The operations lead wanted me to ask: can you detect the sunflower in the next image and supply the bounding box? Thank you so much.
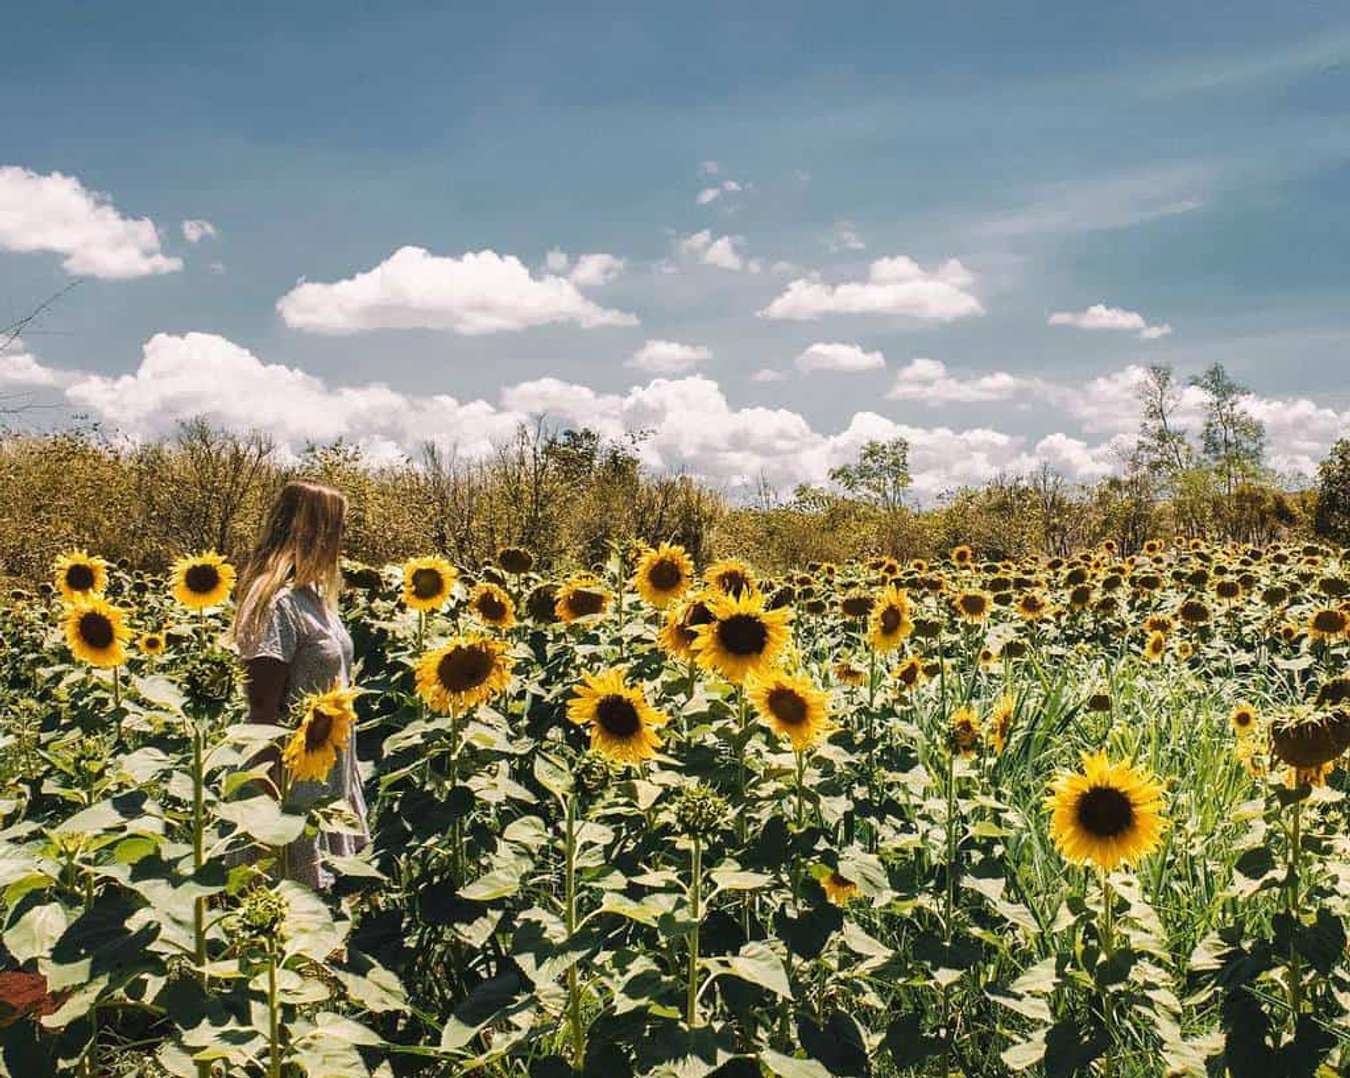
[839,592,874,619]
[1228,701,1259,739]
[497,546,534,575]
[1046,752,1167,872]
[555,576,612,624]
[468,582,516,630]
[950,544,975,568]
[746,669,832,751]
[659,596,714,661]
[53,550,108,603]
[865,586,912,652]
[525,583,560,624]
[282,683,359,782]
[691,590,792,683]
[566,667,667,764]
[951,590,992,624]
[64,596,132,668]
[1177,599,1210,627]
[820,870,859,907]
[1307,606,1349,641]
[988,695,1015,754]
[1143,614,1174,636]
[832,658,866,687]
[415,635,513,713]
[170,552,236,610]
[893,654,928,692]
[1269,707,1350,770]
[137,631,167,657]
[949,706,982,757]
[402,556,458,612]
[1015,591,1051,621]
[633,543,694,609]
[703,558,757,600]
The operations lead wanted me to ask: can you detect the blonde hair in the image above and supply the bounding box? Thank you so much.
[233,480,348,648]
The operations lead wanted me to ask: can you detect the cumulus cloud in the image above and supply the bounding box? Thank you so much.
[1048,303,1172,340]
[887,357,1034,404]
[696,179,744,205]
[676,229,752,271]
[275,246,638,335]
[759,256,983,322]
[627,339,712,374]
[751,368,788,383]
[795,342,885,374]
[181,219,218,244]
[0,166,182,279]
[0,342,75,388]
[568,252,625,288]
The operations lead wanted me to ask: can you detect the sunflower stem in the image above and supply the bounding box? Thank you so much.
[564,793,585,1065]
[266,934,281,1078]
[1285,797,1304,1026]
[686,833,702,1029]
[1100,870,1117,1077]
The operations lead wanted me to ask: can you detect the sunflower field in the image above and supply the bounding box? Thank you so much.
[0,538,1348,1077]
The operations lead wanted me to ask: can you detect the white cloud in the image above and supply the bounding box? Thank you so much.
[795,342,885,374]
[0,341,75,388]
[545,248,570,273]
[759,255,983,322]
[0,166,182,279]
[676,230,749,271]
[181,219,217,244]
[696,187,721,205]
[751,368,787,383]
[1048,303,1172,340]
[887,357,1033,404]
[568,252,625,287]
[829,221,866,251]
[275,246,638,335]
[627,339,713,374]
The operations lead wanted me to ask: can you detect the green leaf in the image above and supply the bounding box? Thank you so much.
[4,902,68,964]
[716,942,791,1000]
[441,972,524,1050]
[760,1050,833,1078]
[132,675,186,713]
[215,796,305,846]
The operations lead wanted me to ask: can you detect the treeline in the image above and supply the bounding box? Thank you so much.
[2,360,1348,584]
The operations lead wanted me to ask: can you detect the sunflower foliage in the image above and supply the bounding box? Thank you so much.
[0,538,1348,1076]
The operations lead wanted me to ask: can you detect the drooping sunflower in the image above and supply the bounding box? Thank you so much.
[555,576,612,624]
[497,546,535,575]
[839,592,874,619]
[832,658,866,687]
[1046,752,1167,872]
[170,552,236,611]
[1307,606,1349,641]
[1015,591,1051,621]
[951,590,993,624]
[691,590,792,684]
[137,631,167,657]
[867,586,913,652]
[949,706,982,757]
[1269,707,1350,771]
[415,635,513,713]
[633,543,694,609]
[402,556,458,613]
[526,583,560,624]
[703,558,757,600]
[53,550,108,603]
[1228,701,1259,739]
[820,869,860,906]
[566,667,667,764]
[1177,598,1210,627]
[746,668,832,751]
[282,683,359,783]
[468,582,516,630]
[63,596,132,668]
[659,595,714,661]
[988,695,1015,754]
[893,654,928,692]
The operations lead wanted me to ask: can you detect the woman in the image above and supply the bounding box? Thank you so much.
[232,480,368,890]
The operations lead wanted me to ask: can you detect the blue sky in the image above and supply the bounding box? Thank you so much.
[3,2,1349,497]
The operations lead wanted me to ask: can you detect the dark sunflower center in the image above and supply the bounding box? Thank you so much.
[305,709,336,752]
[65,564,96,591]
[898,662,919,686]
[828,872,852,888]
[567,588,606,616]
[648,559,683,591]
[880,607,902,633]
[842,596,872,617]
[767,687,808,726]
[411,568,444,599]
[79,612,114,649]
[1074,785,1135,839]
[718,571,750,597]
[1313,609,1346,633]
[684,602,713,628]
[595,694,640,737]
[185,563,221,594]
[477,591,508,620]
[1234,711,1253,727]
[717,614,768,657]
[959,595,986,616]
[437,645,493,692]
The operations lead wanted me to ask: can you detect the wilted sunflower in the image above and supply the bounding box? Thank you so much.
[1015,591,1051,621]
[1307,606,1349,641]
[840,591,874,619]
[867,586,913,652]
[1269,707,1350,770]
[633,543,694,608]
[497,546,534,575]
[468,582,516,630]
[1046,752,1167,872]
[692,590,792,684]
[402,556,458,612]
[555,576,612,624]
[988,695,1015,754]
[415,635,512,713]
[951,590,993,624]
[659,596,713,661]
[170,552,236,611]
[832,658,866,687]
[746,668,832,751]
[525,583,560,624]
[282,683,359,782]
[893,654,928,692]
[64,596,132,668]
[820,869,860,906]
[54,550,108,603]
[1177,599,1210,627]
[567,667,667,764]
[949,706,982,757]
[137,631,167,657]
[703,558,757,600]
[1228,701,1259,739]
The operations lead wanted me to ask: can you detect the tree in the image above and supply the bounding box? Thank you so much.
[1314,438,1350,544]
[1133,364,1191,479]
[828,437,911,510]
[1190,363,1265,497]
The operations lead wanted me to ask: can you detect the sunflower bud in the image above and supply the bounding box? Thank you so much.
[673,785,728,838]
[181,648,240,714]
[238,887,289,940]
[573,753,613,799]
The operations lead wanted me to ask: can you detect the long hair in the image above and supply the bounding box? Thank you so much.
[233,480,348,648]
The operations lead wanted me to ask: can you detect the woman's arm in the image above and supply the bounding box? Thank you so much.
[243,656,289,783]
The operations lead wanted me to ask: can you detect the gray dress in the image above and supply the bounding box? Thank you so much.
[239,584,370,890]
